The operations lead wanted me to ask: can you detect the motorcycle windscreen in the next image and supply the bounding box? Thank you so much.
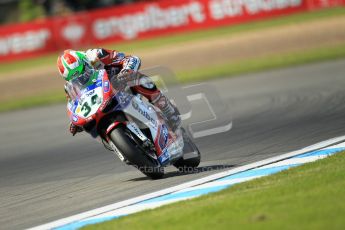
[67,69,104,118]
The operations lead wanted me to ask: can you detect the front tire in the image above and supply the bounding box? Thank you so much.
[110,127,164,179]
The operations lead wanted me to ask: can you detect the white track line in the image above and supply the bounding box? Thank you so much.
[29,135,345,230]
[88,196,196,220]
[173,176,261,194]
[258,155,327,169]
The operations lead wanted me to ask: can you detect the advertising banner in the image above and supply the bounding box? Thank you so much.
[0,0,342,62]
[0,20,54,61]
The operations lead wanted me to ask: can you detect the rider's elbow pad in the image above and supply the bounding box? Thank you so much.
[125,56,141,71]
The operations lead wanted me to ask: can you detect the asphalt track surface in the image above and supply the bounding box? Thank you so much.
[1,59,345,229]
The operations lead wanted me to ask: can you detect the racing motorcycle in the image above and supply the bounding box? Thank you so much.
[65,68,200,179]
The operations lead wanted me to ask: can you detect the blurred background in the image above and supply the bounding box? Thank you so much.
[0,0,150,24]
[0,0,344,111]
[0,1,345,229]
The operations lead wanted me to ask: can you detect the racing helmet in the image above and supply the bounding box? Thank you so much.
[57,50,86,81]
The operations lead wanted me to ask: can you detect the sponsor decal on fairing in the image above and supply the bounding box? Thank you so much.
[103,80,110,93]
[72,115,79,122]
[158,149,170,165]
[131,99,158,127]
[158,124,169,150]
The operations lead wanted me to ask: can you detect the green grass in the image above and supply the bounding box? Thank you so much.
[178,43,345,82]
[2,42,345,112]
[0,7,344,74]
[85,151,345,230]
[0,90,64,113]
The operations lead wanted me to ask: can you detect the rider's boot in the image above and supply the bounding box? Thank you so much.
[152,93,181,132]
[131,73,181,131]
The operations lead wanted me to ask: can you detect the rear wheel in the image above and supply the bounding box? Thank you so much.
[173,155,200,172]
[173,128,201,172]
[110,127,164,179]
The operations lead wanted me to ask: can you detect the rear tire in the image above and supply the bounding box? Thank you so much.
[173,128,201,172]
[173,154,201,171]
[110,127,164,179]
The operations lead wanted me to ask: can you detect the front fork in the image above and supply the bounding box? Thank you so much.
[103,121,127,161]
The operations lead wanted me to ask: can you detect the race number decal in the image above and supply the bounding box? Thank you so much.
[76,88,103,118]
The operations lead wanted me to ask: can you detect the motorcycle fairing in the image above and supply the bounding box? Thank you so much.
[67,70,112,127]
[119,95,184,165]
[67,69,184,166]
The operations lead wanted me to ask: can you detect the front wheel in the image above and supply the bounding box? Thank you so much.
[109,127,164,179]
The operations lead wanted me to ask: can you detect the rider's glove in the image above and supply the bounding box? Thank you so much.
[112,69,134,91]
[112,77,126,92]
[69,123,83,136]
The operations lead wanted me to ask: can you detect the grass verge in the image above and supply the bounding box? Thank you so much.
[0,91,64,113]
[178,43,345,82]
[0,7,344,74]
[85,151,345,230]
[1,42,345,113]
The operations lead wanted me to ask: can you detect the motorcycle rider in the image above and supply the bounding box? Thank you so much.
[57,48,181,135]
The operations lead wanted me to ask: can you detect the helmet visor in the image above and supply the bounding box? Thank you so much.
[71,68,95,88]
